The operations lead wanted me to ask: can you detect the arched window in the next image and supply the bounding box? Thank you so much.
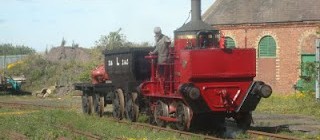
[225,37,236,49]
[258,36,276,58]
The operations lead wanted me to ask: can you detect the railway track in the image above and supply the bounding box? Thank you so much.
[0,100,303,140]
[247,130,300,140]
[128,122,222,140]
[57,126,102,140]
[0,101,68,109]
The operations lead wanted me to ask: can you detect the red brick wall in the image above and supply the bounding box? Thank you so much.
[213,24,319,94]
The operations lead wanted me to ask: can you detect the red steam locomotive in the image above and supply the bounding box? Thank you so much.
[75,0,272,133]
[138,0,272,131]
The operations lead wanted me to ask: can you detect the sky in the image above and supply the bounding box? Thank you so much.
[0,0,215,52]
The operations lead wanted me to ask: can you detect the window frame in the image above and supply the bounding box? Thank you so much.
[258,35,277,58]
[225,36,236,49]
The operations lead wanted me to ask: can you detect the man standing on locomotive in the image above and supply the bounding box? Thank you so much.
[149,27,171,64]
[149,27,171,76]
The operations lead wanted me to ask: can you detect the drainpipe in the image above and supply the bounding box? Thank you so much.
[316,39,320,100]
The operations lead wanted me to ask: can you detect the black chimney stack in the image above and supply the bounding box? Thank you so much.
[191,0,201,21]
[175,0,215,33]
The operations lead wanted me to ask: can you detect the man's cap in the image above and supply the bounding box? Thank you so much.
[154,27,162,34]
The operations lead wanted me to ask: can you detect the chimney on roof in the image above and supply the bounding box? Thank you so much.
[191,0,201,21]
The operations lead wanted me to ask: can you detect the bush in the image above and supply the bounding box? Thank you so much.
[297,62,318,93]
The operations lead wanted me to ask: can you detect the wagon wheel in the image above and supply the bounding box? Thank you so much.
[87,95,94,115]
[148,105,155,125]
[126,92,139,122]
[112,89,125,120]
[99,95,104,117]
[81,93,89,114]
[154,100,169,127]
[235,112,252,131]
[93,93,105,117]
[175,102,191,131]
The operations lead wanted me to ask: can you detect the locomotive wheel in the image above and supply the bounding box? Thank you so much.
[126,92,139,122]
[235,112,252,131]
[87,95,94,115]
[175,102,191,131]
[93,93,105,117]
[154,100,169,127]
[81,94,89,114]
[112,89,125,120]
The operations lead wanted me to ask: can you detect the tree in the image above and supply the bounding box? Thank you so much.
[95,28,126,50]
[0,44,35,56]
[61,38,66,47]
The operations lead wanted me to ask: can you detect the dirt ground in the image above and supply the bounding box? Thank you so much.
[252,113,320,136]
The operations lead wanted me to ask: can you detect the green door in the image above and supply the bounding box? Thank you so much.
[296,54,316,91]
[301,54,316,76]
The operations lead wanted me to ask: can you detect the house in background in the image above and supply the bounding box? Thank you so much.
[203,0,320,94]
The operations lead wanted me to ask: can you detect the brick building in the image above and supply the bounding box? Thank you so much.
[203,0,320,94]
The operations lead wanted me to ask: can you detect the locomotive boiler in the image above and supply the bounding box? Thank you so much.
[138,0,272,131]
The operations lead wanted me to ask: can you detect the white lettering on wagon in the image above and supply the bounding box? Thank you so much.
[108,60,113,66]
[114,57,129,66]
[116,57,120,66]
[122,59,129,65]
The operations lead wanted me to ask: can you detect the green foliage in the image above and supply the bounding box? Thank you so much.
[297,62,318,93]
[95,28,150,51]
[95,28,126,51]
[77,61,100,82]
[5,54,91,91]
[0,44,35,56]
[4,30,151,92]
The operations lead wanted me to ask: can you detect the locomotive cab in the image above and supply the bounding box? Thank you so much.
[182,30,221,49]
[197,31,217,48]
[139,0,272,133]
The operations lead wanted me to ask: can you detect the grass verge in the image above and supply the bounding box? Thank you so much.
[0,108,201,140]
[257,92,320,118]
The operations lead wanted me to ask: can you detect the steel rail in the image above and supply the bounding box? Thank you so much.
[247,130,301,140]
[110,118,223,140]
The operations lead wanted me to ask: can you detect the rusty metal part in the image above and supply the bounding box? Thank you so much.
[247,130,301,140]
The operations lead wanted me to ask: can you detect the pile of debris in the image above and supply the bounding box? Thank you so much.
[45,46,92,63]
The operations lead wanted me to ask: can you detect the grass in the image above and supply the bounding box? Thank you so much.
[0,95,201,140]
[255,92,320,139]
[1,92,320,139]
[256,92,320,118]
